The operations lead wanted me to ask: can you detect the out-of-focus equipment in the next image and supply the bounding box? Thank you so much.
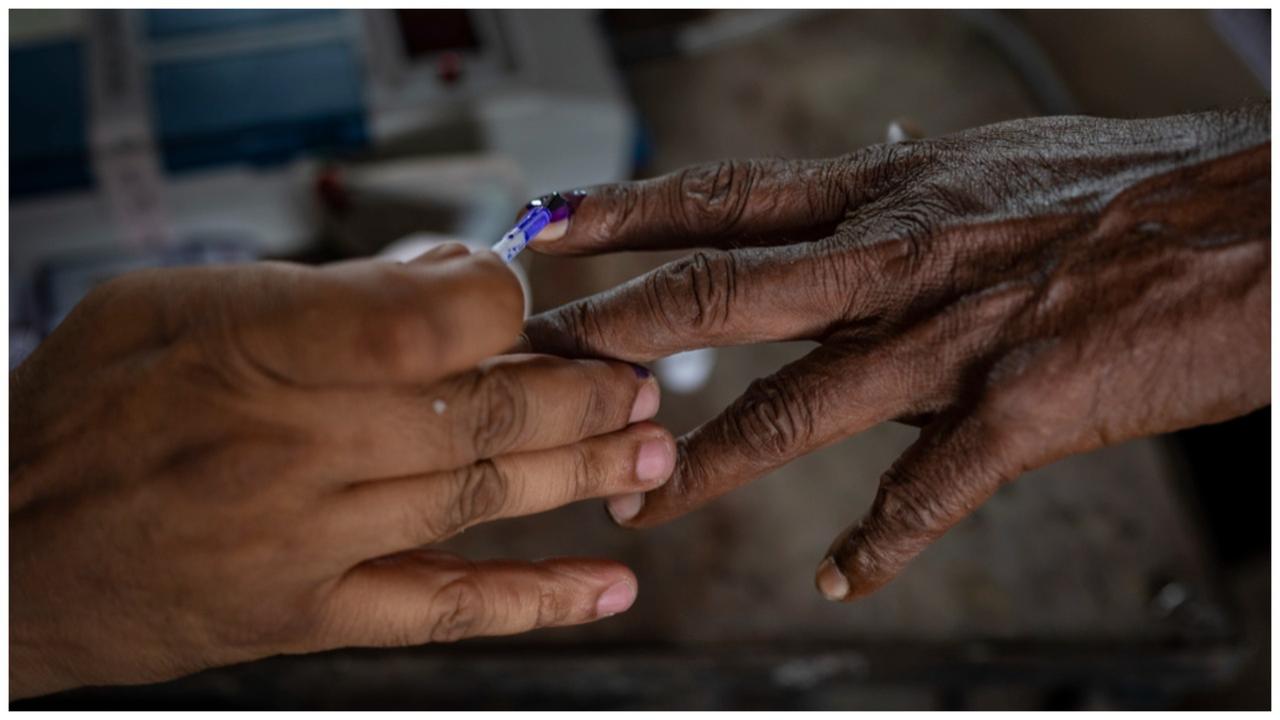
[10,9,636,366]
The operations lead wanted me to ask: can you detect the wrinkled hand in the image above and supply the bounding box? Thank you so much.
[10,245,675,699]
[522,105,1270,602]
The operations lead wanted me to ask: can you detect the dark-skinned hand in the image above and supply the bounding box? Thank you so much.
[521,103,1270,602]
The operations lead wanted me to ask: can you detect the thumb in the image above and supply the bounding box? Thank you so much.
[230,251,523,387]
[815,413,1013,601]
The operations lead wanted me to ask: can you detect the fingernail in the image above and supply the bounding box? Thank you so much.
[635,438,674,484]
[816,557,850,601]
[595,580,636,617]
[628,380,660,423]
[526,192,579,243]
[607,493,644,523]
[533,219,569,242]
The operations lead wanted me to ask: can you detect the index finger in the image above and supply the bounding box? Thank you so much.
[528,157,860,255]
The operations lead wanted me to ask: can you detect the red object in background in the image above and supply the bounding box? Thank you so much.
[437,51,464,85]
[316,166,348,213]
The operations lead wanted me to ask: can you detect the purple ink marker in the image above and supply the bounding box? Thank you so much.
[491,193,572,263]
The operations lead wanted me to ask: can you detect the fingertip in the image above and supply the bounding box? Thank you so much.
[635,434,675,485]
[615,460,683,529]
[407,249,524,371]
[456,249,526,325]
[595,578,637,617]
[624,419,674,440]
[606,493,644,524]
[815,556,850,602]
[614,487,675,529]
[599,561,638,590]
[622,415,680,453]
[822,528,903,601]
[629,376,661,423]
[521,190,585,249]
[540,557,636,617]
[604,423,675,523]
[463,247,513,273]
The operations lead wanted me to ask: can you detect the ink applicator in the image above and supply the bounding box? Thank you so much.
[491,192,573,263]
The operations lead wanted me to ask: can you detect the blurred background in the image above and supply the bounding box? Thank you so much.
[9,8,1270,710]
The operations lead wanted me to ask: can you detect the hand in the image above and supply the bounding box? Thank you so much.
[10,245,675,699]
[522,105,1270,602]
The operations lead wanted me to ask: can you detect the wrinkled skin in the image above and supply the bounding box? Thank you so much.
[10,245,676,699]
[522,104,1270,602]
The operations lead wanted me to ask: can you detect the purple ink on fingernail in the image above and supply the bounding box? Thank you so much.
[497,192,580,262]
[632,364,652,379]
[523,192,576,223]
[544,192,572,223]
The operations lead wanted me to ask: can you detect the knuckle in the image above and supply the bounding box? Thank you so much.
[804,240,862,322]
[723,373,816,462]
[669,159,758,238]
[641,250,740,333]
[574,365,618,438]
[466,365,529,457]
[976,390,1026,434]
[428,576,487,643]
[976,344,1059,424]
[874,469,948,540]
[439,460,509,538]
[522,303,594,359]
[164,433,309,496]
[971,389,1037,466]
[921,178,982,219]
[836,145,893,198]
[554,297,610,358]
[811,159,856,221]
[566,444,602,500]
[885,205,941,247]
[592,182,644,245]
[853,207,942,285]
[534,586,576,628]
[839,140,937,202]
